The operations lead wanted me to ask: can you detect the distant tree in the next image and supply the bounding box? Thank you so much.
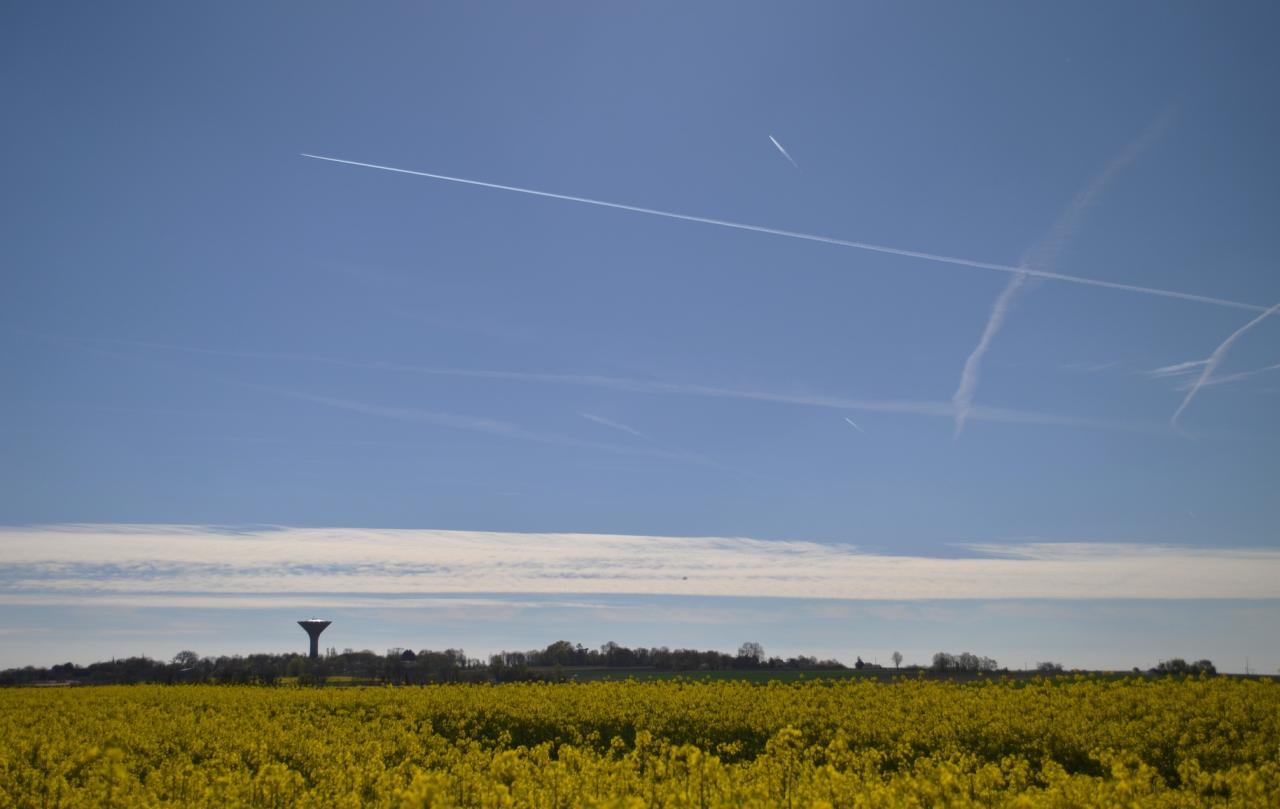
[286,657,307,677]
[891,651,903,669]
[1151,658,1213,675]
[933,652,997,673]
[1037,661,1065,674]
[1159,658,1186,674]
[172,650,200,668]
[601,641,640,667]
[738,642,765,663]
[855,656,865,670]
[541,640,576,667]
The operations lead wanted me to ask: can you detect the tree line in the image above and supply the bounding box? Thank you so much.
[0,640,1218,686]
[490,640,846,674]
[0,640,847,686]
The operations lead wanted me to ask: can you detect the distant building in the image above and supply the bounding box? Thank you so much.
[297,619,331,660]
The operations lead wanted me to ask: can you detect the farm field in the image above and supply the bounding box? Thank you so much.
[3,677,1278,807]
[533,667,868,684]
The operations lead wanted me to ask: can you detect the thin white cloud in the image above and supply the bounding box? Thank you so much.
[3,525,1277,603]
[1022,113,1172,275]
[1060,361,1120,373]
[300,154,1266,312]
[289,373,1153,433]
[768,134,799,169]
[1146,359,1207,379]
[1171,300,1280,427]
[1186,361,1280,390]
[577,411,647,439]
[1148,358,1280,391]
[953,272,1027,436]
[269,387,707,465]
[0,593,612,611]
[951,115,1168,436]
[95,337,1162,434]
[19,337,722,469]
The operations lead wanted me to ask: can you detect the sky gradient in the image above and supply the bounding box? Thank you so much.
[2,3,1278,671]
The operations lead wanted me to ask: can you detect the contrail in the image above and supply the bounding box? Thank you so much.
[952,272,1027,436]
[843,417,864,433]
[36,331,737,471]
[578,411,647,439]
[951,114,1170,436]
[1146,359,1207,379]
[768,135,799,169]
[1020,112,1172,275]
[299,153,1266,312]
[87,335,1161,433]
[1146,357,1280,390]
[1171,300,1280,427]
[1186,361,1280,390]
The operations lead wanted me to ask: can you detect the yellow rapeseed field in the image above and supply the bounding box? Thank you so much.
[2,676,1277,807]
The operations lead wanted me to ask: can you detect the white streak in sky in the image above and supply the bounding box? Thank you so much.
[94,336,1163,433]
[578,411,647,439]
[4,525,1279,602]
[1022,113,1172,276]
[1187,361,1280,390]
[1060,361,1120,373]
[950,115,1170,436]
[269,387,705,465]
[1171,301,1280,427]
[843,417,864,433]
[952,272,1027,436]
[1146,358,1280,391]
[299,154,1265,312]
[1146,359,1208,379]
[22,331,726,469]
[768,134,799,169]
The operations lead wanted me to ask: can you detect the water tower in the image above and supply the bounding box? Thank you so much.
[298,619,331,660]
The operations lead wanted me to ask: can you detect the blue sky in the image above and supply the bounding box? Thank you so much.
[2,3,1278,671]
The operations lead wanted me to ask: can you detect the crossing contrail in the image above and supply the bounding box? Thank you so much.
[768,135,799,169]
[299,154,1266,312]
[951,113,1171,436]
[1171,300,1280,427]
[843,417,864,433]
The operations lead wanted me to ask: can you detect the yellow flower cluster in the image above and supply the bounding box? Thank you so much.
[3,676,1277,807]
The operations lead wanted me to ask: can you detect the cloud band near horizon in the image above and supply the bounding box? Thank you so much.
[2,525,1277,607]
